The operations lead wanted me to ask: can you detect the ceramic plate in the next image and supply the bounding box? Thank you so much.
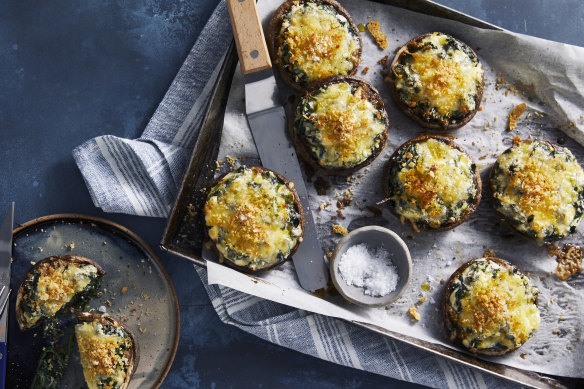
[7,214,179,388]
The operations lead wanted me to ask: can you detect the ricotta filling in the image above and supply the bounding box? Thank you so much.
[297,82,386,168]
[392,32,482,122]
[390,138,476,227]
[448,259,540,351]
[205,167,302,271]
[492,141,584,241]
[278,2,359,85]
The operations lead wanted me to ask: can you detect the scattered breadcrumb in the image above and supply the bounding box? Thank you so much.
[366,20,388,50]
[408,306,421,321]
[314,176,331,195]
[225,155,237,167]
[547,243,583,280]
[508,103,526,131]
[483,249,496,258]
[66,242,75,251]
[377,55,389,68]
[121,286,128,295]
[336,196,352,209]
[495,74,518,95]
[187,203,198,218]
[326,252,333,260]
[362,66,370,75]
[513,135,522,146]
[332,224,348,235]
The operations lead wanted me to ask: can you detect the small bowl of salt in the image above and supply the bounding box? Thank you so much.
[330,226,411,307]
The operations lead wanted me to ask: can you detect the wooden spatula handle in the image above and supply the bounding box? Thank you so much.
[226,0,272,74]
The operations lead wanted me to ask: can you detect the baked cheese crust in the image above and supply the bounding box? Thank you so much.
[204,166,304,272]
[76,315,135,389]
[490,140,584,242]
[385,136,480,230]
[444,258,540,355]
[388,32,483,129]
[270,0,361,89]
[16,255,105,330]
[293,77,388,173]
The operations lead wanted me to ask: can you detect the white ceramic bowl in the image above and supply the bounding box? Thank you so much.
[330,226,412,307]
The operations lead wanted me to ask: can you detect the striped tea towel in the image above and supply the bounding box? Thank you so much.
[73,1,515,387]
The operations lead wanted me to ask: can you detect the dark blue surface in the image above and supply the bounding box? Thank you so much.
[0,342,6,389]
[1,1,583,388]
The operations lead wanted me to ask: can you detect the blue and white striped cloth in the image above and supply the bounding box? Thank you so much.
[73,2,514,387]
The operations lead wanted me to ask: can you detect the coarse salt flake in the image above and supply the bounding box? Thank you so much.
[338,243,399,297]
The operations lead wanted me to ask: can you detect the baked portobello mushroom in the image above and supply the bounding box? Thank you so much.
[386,32,484,130]
[443,257,540,355]
[291,76,389,175]
[384,135,481,231]
[16,255,106,331]
[490,139,584,243]
[204,166,304,272]
[268,0,362,90]
[75,312,139,389]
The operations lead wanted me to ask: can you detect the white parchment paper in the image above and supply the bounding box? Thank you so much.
[206,0,584,378]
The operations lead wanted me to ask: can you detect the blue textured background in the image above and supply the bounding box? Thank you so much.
[1,0,583,387]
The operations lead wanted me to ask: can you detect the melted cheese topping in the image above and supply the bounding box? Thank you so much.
[205,167,302,271]
[297,82,386,168]
[390,138,476,227]
[392,33,483,121]
[278,2,360,85]
[492,141,584,241]
[24,263,98,326]
[448,259,540,352]
[76,320,131,389]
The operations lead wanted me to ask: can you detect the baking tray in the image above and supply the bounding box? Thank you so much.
[160,1,580,387]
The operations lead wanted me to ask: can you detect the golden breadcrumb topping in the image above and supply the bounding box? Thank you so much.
[279,2,359,84]
[76,320,131,389]
[24,262,97,325]
[303,82,386,168]
[392,32,482,119]
[492,140,584,241]
[449,259,540,351]
[392,138,476,227]
[205,168,302,270]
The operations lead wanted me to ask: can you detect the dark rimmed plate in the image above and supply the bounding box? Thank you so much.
[7,214,180,389]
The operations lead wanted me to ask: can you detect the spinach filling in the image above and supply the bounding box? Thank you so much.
[21,265,103,326]
[392,34,481,124]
